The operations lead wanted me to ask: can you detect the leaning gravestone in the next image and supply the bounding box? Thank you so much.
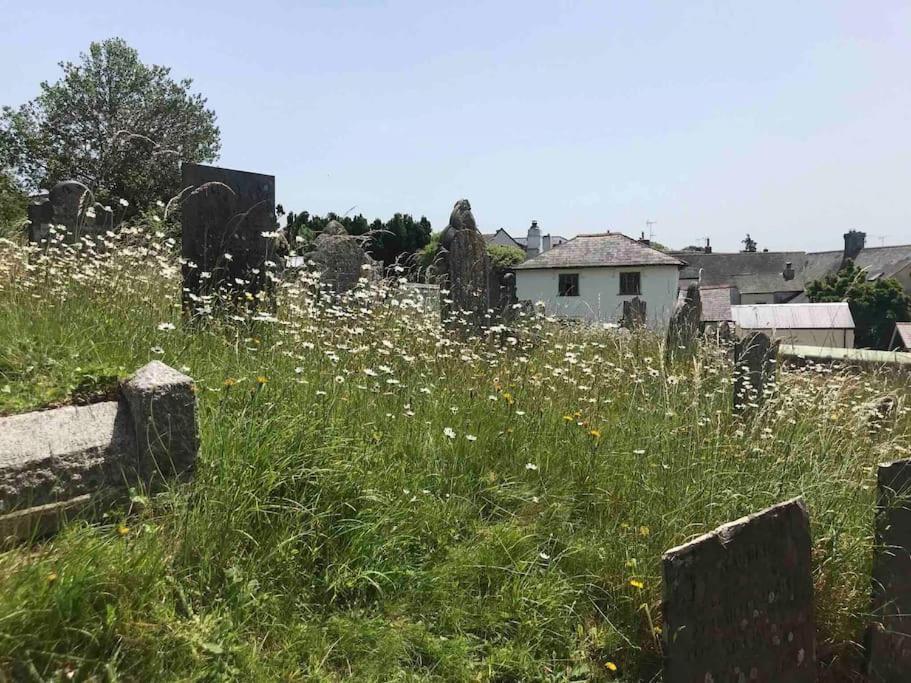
[733,331,778,412]
[181,163,277,314]
[438,199,491,331]
[868,458,911,681]
[666,283,702,361]
[622,297,647,328]
[662,497,816,683]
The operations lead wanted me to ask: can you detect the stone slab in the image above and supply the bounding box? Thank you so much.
[0,494,92,543]
[121,361,198,485]
[662,497,816,683]
[868,458,911,681]
[0,402,134,513]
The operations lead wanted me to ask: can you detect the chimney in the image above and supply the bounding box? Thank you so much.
[638,231,651,247]
[542,233,552,252]
[526,220,542,258]
[843,229,866,263]
[782,261,795,281]
[705,238,712,254]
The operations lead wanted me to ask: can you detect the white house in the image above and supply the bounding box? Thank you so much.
[514,232,684,328]
[730,302,855,348]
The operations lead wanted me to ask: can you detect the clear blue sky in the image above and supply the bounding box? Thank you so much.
[2,1,910,252]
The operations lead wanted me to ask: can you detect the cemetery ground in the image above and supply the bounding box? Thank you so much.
[0,230,909,681]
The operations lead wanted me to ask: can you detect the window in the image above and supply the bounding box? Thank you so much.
[558,273,579,297]
[619,272,641,295]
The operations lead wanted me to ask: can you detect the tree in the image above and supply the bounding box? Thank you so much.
[486,244,525,269]
[0,171,26,237]
[805,261,911,349]
[0,38,220,213]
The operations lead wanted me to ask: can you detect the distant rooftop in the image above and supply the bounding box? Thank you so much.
[515,232,684,270]
[731,302,854,330]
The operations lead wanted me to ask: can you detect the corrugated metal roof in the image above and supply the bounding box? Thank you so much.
[515,232,683,270]
[731,302,854,330]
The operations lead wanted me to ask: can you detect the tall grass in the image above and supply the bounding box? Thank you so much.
[0,227,907,681]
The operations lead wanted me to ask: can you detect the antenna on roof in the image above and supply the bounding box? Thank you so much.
[646,220,657,240]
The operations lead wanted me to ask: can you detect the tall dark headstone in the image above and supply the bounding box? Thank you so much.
[622,297,647,328]
[180,163,276,314]
[438,199,491,331]
[666,283,702,361]
[662,497,816,683]
[868,458,911,681]
[733,331,778,412]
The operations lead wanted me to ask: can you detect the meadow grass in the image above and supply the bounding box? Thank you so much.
[0,228,908,681]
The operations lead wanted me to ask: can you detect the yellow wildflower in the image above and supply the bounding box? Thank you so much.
[606,661,618,672]
[589,429,601,438]
[639,525,650,537]
[629,578,644,590]
[256,375,268,385]
[223,377,237,388]
[116,523,130,537]
[46,571,58,584]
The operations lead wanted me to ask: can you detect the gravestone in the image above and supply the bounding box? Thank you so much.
[733,331,778,412]
[662,497,816,683]
[666,283,702,360]
[27,181,93,244]
[438,199,491,331]
[180,163,277,314]
[868,458,911,681]
[622,297,647,328]
[304,219,376,293]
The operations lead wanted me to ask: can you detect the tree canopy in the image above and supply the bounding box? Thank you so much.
[0,38,220,213]
[285,210,432,270]
[805,260,911,349]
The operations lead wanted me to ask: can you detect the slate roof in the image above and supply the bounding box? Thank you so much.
[671,251,806,294]
[893,322,911,350]
[699,286,738,323]
[483,229,568,250]
[731,302,855,330]
[515,232,684,270]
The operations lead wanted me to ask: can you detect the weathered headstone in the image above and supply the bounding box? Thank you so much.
[733,331,778,412]
[662,497,816,683]
[868,458,911,681]
[27,181,94,244]
[438,199,491,331]
[666,283,702,360]
[622,297,647,328]
[180,163,277,314]
[304,219,377,293]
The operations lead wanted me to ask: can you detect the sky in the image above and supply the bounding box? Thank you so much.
[2,1,910,252]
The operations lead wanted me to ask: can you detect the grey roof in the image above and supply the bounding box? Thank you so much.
[515,233,684,270]
[731,302,854,330]
[671,251,807,294]
[893,322,911,350]
[699,286,738,322]
[484,228,568,250]
[803,245,911,282]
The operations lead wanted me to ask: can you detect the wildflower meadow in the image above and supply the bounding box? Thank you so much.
[0,222,908,681]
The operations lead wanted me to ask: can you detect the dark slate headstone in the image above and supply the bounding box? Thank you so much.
[622,297,647,328]
[666,283,702,361]
[662,497,816,683]
[180,163,276,314]
[868,458,911,681]
[27,181,93,244]
[733,331,778,412]
[439,199,491,331]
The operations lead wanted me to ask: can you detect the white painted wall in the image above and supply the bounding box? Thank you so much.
[737,326,854,348]
[515,265,680,328]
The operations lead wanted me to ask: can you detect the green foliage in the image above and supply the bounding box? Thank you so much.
[806,260,911,349]
[0,171,26,238]
[285,210,432,269]
[416,231,443,272]
[0,38,220,213]
[486,244,526,269]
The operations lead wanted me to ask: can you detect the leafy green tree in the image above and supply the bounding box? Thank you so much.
[285,210,431,268]
[486,244,526,269]
[0,38,220,213]
[806,260,911,349]
[0,171,26,237]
